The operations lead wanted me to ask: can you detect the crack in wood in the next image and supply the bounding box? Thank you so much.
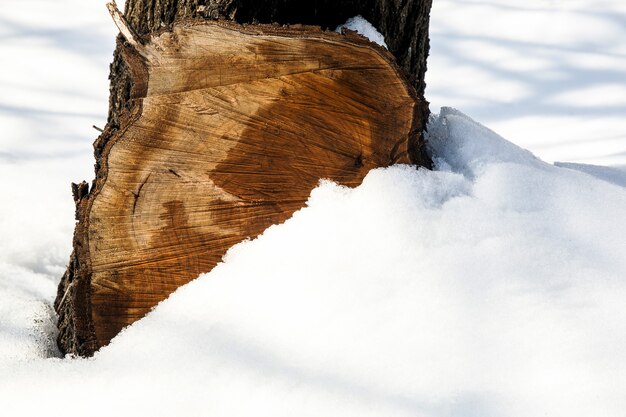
[131,173,152,216]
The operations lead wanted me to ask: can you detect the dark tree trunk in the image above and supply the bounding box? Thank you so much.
[56,0,433,356]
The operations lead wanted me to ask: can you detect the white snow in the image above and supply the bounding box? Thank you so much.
[0,0,115,366]
[2,108,626,416]
[336,16,388,49]
[1,2,626,417]
[427,0,626,166]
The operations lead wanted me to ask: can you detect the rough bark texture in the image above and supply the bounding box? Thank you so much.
[56,0,433,356]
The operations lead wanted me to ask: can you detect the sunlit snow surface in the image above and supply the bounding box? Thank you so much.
[0,0,115,363]
[427,0,626,166]
[2,108,626,417]
[1,2,626,416]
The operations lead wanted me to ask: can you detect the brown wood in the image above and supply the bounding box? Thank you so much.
[55,9,431,356]
[106,0,433,131]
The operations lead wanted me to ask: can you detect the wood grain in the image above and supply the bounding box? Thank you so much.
[55,20,430,355]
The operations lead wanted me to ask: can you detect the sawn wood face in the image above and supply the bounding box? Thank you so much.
[57,21,428,354]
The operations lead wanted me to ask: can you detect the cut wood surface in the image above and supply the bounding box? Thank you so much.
[55,14,430,355]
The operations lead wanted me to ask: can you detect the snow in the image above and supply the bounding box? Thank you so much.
[1,2,626,416]
[336,16,388,49]
[0,0,115,366]
[553,162,626,188]
[427,0,626,166]
[2,108,626,416]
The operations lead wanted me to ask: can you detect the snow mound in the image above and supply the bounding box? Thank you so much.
[2,109,626,417]
[554,162,626,189]
[336,16,388,49]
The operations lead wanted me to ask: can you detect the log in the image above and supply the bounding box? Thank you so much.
[107,0,433,130]
[56,1,432,356]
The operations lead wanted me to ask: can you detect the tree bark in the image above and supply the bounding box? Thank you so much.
[56,0,433,356]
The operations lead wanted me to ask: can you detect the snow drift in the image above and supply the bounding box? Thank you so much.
[1,108,625,417]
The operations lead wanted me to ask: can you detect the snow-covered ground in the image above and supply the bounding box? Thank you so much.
[0,0,115,363]
[1,1,625,416]
[427,0,626,166]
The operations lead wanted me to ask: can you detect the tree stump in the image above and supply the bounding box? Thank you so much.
[56,0,433,356]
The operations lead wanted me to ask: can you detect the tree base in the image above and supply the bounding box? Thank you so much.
[55,16,431,356]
